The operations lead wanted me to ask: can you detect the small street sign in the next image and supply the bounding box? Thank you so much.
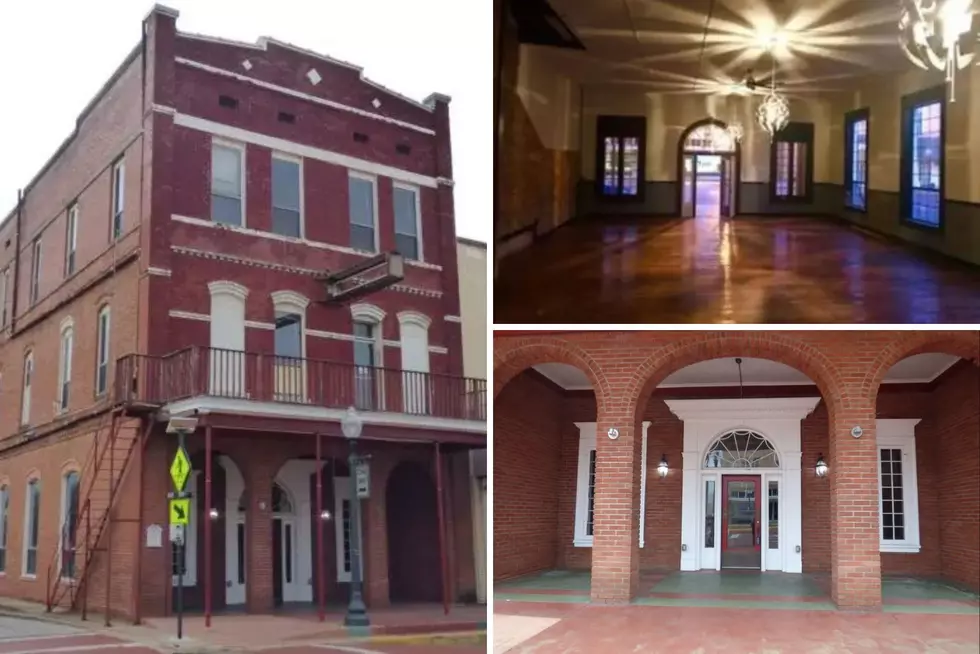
[170,446,191,492]
[169,498,191,525]
[355,462,370,499]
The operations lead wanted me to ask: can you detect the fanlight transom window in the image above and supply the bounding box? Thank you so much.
[684,124,735,153]
[704,430,780,468]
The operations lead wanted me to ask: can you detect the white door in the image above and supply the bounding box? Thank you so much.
[278,516,301,602]
[333,477,363,583]
[226,517,246,605]
[399,322,430,414]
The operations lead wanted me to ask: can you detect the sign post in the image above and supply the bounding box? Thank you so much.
[168,432,192,641]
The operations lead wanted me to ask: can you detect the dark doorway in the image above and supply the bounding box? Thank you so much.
[386,462,442,602]
[272,517,284,606]
[721,475,762,569]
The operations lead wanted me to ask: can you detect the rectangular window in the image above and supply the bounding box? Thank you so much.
[768,480,779,549]
[0,486,8,572]
[0,267,8,328]
[212,143,244,226]
[704,479,715,548]
[878,434,921,553]
[59,327,73,411]
[901,87,944,228]
[21,352,33,426]
[348,174,377,252]
[595,116,646,200]
[880,448,906,542]
[24,479,40,576]
[393,185,421,260]
[353,321,378,410]
[30,239,42,306]
[274,313,302,360]
[96,307,110,396]
[271,156,301,237]
[111,160,124,239]
[236,523,246,584]
[65,203,79,276]
[844,109,869,211]
[61,472,79,578]
[770,122,814,202]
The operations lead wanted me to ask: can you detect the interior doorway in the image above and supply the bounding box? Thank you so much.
[721,475,761,569]
[679,119,738,218]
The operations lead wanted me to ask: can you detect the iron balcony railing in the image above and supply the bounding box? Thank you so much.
[115,347,487,422]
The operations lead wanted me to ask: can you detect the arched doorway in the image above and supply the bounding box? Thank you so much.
[270,482,298,606]
[678,119,740,218]
[386,462,442,602]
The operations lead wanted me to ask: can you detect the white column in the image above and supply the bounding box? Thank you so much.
[679,450,700,571]
[783,450,803,573]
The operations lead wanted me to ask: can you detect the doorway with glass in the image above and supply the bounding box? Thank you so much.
[679,120,738,218]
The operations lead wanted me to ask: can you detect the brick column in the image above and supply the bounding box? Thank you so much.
[590,413,643,603]
[829,394,882,609]
[245,461,276,613]
[363,455,393,608]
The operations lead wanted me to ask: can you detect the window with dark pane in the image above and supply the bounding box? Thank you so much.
[271,157,301,237]
[237,523,246,584]
[595,116,646,200]
[704,479,715,548]
[880,448,906,541]
[348,176,377,252]
[61,471,80,578]
[768,481,779,549]
[586,449,597,536]
[274,313,302,360]
[393,186,420,260]
[844,108,869,210]
[769,122,813,202]
[900,86,944,228]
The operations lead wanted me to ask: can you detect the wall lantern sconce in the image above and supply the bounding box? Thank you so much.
[320,510,332,521]
[657,455,669,478]
[208,508,220,520]
[815,454,828,478]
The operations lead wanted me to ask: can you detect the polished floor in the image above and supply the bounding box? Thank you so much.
[494,216,980,324]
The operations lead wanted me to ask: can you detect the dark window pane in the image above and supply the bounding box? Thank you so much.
[274,313,302,359]
[587,450,597,537]
[768,481,779,549]
[395,233,418,260]
[350,224,375,252]
[237,523,246,584]
[272,208,300,238]
[704,480,715,548]
[212,195,243,226]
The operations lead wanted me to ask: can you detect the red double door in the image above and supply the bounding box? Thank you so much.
[720,475,762,569]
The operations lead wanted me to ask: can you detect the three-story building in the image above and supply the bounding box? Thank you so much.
[0,4,485,622]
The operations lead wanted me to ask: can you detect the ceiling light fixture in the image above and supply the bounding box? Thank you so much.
[756,46,790,139]
[899,0,977,102]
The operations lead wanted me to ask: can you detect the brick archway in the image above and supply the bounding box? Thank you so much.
[866,330,980,402]
[493,337,610,407]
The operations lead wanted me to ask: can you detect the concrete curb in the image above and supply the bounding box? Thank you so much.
[333,629,487,646]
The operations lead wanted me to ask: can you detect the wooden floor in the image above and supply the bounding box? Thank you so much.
[494,216,980,324]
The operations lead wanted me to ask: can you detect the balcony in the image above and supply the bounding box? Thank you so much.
[114,347,487,423]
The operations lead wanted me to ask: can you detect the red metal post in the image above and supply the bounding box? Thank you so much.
[315,433,325,622]
[82,500,90,621]
[205,425,213,627]
[105,411,116,627]
[434,442,450,615]
[133,419,152,624]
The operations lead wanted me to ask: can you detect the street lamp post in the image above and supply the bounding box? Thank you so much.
[342,407,370,628]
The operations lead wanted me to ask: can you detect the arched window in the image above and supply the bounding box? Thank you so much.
[704,429,780,468]
[271,483,293,514]
[21,350,34,426]
[683,123,735,153]
[59,318,74,412]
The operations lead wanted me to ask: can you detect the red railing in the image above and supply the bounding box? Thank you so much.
[115,347,487,421]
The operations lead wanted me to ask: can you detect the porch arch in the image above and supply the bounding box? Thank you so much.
[493,337,609,406]
[866,331,980,402]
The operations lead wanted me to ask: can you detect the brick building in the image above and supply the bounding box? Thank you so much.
[494,331,979,609]
[0,5,485,622]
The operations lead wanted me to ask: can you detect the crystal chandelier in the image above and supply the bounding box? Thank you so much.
[756,52,790,139]
[899,0,977,102]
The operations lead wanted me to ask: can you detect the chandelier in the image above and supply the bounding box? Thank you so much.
[756,50,790,139]
[899,0,977,102]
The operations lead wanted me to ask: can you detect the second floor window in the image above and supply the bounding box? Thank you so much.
[111,160,125,239]
[212,143,244,226]
[0,268,8,328]
[393,185,421,261]
[30,239,42,306]
[65,203,79,276]
[96,306,111,396]
[21,351,33,425]
[59,323,74,412]
[349,174,377,253]
[271,156,301,238]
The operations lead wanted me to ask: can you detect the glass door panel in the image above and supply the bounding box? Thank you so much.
[681,155,695,217]
[721,156,734,217]
[721,476,761,569]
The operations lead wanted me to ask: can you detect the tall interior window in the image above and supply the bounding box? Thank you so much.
[212,143,244,226]
[21,351,33,425]
[595,116,646,200]
[59,322,73,412]
[95,306,111,396]
[271,156,301,237]
[65,203,79,276]
[393,185,421,260]
[23,478,40,576]
[0,485,7,572]
[30,238,42,306]
[844,109,869,211]
[770,122,814,201]
[901,87,943,228]
[111,160,124,239]
[60,471,79,578]
[349,174,377,252]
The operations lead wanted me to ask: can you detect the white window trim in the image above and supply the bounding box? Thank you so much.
[392,182,423,262]
[212,139,247,228]
[58,318,74,413]
[21,351,33,426]
[173,472,199,586]
[30,239,42,305]
[65,203,78,276]
[22,478,39,578]
[271,152,304,238]
[111,160,125,239]
[96,307,111,397]
[573,421,649,548]
[348,171,380,254]
[877,419,922,554]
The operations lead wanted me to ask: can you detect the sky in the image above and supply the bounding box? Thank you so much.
[0,0,489,242]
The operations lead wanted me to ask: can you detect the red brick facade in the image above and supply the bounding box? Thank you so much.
[494,331,980,609]
[0,5,482,622]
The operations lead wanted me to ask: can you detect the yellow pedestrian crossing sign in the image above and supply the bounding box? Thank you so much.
[169,498,191,525]
[170,446,191,492]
